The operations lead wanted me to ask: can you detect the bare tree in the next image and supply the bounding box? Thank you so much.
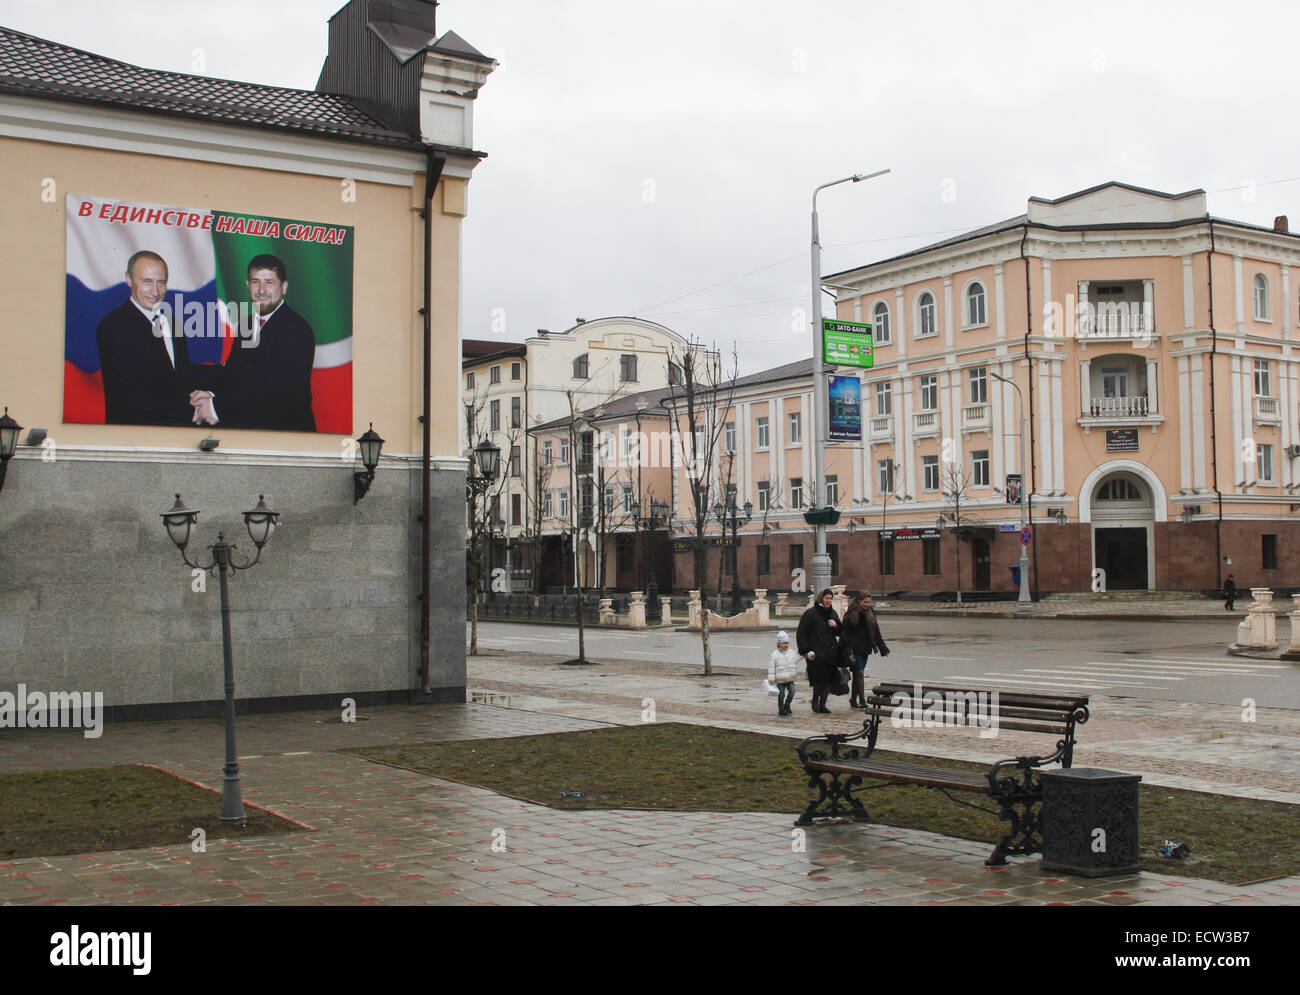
[664,341,740,676]
[938,462,985,605]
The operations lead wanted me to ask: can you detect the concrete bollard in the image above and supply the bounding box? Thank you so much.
[688,590,701,628]
[753,588,770,627]
[628,591,646,628]
[1235,588,1278,649]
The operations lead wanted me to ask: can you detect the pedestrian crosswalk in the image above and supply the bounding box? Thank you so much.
[942,657,1290,694]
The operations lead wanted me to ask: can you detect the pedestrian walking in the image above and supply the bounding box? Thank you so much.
[841,592,890,709]
[1224,573,1237,611]
[767,631,799,716]
[796,588,842,714]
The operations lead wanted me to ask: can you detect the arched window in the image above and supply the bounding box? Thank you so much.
[1254,274,1269,320]
[872,301,891,344]
[965,281,987,326]
[917,291,936,336]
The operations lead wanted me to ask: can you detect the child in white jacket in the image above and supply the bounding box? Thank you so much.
[768,631,800,716]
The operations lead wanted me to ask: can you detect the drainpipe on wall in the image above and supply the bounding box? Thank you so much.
[419,149,447,697]
[1020,225,1040,596]
[1208,217,1223,590]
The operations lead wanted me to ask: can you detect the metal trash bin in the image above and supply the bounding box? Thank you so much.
[1040,767,1142,877]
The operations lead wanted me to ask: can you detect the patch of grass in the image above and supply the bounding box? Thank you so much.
[0,765,304,860]
[349,723,1299,885]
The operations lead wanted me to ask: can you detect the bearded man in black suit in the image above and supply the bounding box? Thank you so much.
[190,253,316,432]
[96,250,213,426]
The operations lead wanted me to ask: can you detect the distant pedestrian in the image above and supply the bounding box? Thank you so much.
[841,592,890,709]
[797,588,841,714]
[768,631,799,716]
[1224,574,1237,611]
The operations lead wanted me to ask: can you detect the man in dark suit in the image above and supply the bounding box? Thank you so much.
[97,250,211,426]
[191,253,315,432]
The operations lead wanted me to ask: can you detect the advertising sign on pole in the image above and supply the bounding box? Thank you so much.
[821,318,873,369]
[827,374,862,441]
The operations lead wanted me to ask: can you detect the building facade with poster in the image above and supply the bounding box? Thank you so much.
[0,0,493,716]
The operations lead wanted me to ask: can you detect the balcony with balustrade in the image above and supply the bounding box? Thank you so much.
[1076,353,1164,433]
[1253,395,1281,425]
[868,414,893,442]
[912,409,940,439]
[961,403,990,433]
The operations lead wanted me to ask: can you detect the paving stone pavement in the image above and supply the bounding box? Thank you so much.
[2,673,1297,906]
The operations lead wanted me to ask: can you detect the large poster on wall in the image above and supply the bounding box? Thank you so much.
[64,196,353,433]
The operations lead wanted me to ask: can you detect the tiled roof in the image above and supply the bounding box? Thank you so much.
[0,25,423,149]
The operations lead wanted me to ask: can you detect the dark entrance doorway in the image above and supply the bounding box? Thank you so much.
[1094,527,1147,590]
[972,537,991,590]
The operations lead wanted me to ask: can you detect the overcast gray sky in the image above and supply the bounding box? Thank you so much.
[6,0,1300,374]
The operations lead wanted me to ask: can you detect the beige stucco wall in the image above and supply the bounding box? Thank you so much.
[2,135,467,457]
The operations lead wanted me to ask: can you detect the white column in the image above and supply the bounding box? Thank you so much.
[899,373,913,496]
[1280,360,1292,490]
[852,425,863,504]
[1283,266,1292,339]
[1182,256,1195,332]
[1190,354,1207,491]
[995,265,1007,340]
[1078,280,1090,338]
[1000,360,1016,491]
[1051,360,1064,491]
[739,401,752,505]
[944,276,955,349]
[991,362,1005,495]
[1038,358,1053,491]
[1040,260,1052,325]
[853,297,863,322]
[1178,356,1193,490]
[895,289,908,359]
[1079,359,1091,416]
[1230,354,1244,488]
[1234,255,1245,333]
[773,396,785,507]
[1142,278,1155,340]
[1242,358,1255,482]
[1145,357,1158,416]
[801,391,812,497]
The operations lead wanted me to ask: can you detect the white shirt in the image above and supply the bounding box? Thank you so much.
[132,298,174,370]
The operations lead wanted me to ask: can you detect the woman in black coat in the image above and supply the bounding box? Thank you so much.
[841,592,890,708]
[796,588,842,714]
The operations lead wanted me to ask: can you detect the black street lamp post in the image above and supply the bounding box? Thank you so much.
[633,498,670,622]
[160,493,280,823]
[712,499,753,614]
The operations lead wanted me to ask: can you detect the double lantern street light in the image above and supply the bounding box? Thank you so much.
[160,493,281,824]
[712,498,753,615]
[631,498,670,622]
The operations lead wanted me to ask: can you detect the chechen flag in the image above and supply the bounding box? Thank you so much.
[64,195,353,433]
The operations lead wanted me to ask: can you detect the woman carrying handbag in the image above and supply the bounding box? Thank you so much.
[841,592,890,709]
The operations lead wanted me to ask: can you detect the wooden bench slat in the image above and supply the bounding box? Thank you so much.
[808,759,988,792]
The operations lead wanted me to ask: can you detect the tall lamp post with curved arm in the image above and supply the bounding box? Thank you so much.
[160,494,281,823]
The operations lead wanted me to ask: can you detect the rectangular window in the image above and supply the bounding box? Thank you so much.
[790,477,803,508]
[509,445,521,477]
[879,537,895,576]
[724,544,737,574]
[922,455,939,492]
[725,421,736,452]
[789,544,804,572]
[1263,534,1279,570]
[511,396,521,428]
[511,361,521,381]
[757,481,770,511]
[878,460,895,495]
[1255,359,1272,397]
[573,354,589,379]
[617,535,636,575]
[756,416,770,448]
[543,441,553,465]
[969,367,987,404]
[620,354,638,382]
[972,450,990,487]
[490,399,500,431]
[558,488,570,518]
[543,490,553,519]
[826,475,839,505]
[919,375,937,411]
[876,382,892,416]
[603,484,615,516]
[789,411,802,445]
[828,543,840,577]
[511,493,522,526]
[1258,444,1275,482]
[923,538,941,575]
[466,371,475,390]
[622,482,634,512]
[559,439,570,464]
[757,544,771,576]
[490,365,501,384]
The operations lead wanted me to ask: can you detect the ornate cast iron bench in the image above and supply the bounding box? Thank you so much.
[795,681,1090,866]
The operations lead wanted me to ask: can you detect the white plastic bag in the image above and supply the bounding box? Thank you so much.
[762,678,779,697]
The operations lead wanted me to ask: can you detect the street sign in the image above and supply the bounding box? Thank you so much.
[821,319,874,369]
[998,523,1019,533]
[1020,527,1033,545]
